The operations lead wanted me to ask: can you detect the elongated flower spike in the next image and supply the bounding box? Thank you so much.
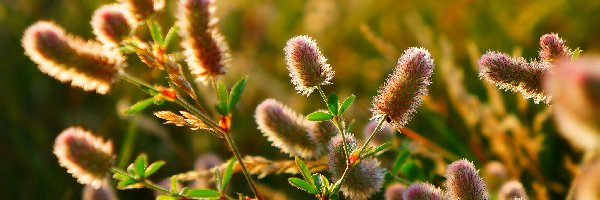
[479,51,551,104]
[328,134,384,200]
[284,35,334,96]
[384,183,407,200]
[445,159,490,200]
[371,47,434,129]
[255,99,320,159]
[403,182,448,200]
[23,21,123,94]
[91,4,135,48]
[546,56,600,150]
[539,33,571,63]
[54,127,114,189]
[498,181,528,200]
[119,0,164,21]
[308,119,338,154]
[178,0,231,83]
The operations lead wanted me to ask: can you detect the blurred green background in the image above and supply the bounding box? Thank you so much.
[2,0,600,199]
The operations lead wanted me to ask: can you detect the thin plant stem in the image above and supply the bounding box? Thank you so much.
[316,86,350,163]
[117,121,138,168]
[357,117,386,156]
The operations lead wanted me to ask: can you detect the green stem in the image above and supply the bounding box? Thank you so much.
[117,121,138,168]
[316,86,350,162]
[357,117,386,157]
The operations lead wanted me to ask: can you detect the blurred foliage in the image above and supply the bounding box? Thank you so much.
[1,0,600,199]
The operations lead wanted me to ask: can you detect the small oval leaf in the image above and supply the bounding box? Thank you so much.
[144,160,166,178]
[125,97,155,115]
[327,93,339,115]
[339,94,356,114]
[288,177,317,194]
[306,111,334,121]
[185,189,220,198]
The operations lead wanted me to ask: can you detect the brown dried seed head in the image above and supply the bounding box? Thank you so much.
[155,111,191,127]
[54,127,114,189]
[371,47,434,129]
[255,99,320,159]
[23,21,123,94]
[91,4,135,47]
[284,35,334,96]
[479,51,551,104]
[165,56,196,99]
[178,0,230,83]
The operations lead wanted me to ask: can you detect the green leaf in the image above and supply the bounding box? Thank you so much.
[170,176,178,193]
[156,195,178,200]
[288,178,317,194]
[327,93,339,115]
[185,189,220,198]
[306,111,334,121]
[312,174,327,195]
[125,97,155,115]
[117,178,139,189]
[147,20,164,46]
[346,119,356,133]
[214,167,223,192]
[392,150,410,175]
[112,169,129,180]
[216,79,228,116]
[144,160,165,178]
[134,154,148,178]
[162,25,179,49]
[339,94,355,114]
[316,173,329,195]
[221,157,236,191]
[227,77,247,113]
[330,193,340,200]
[294,157,314,185]
[362,142,392,158]
[401,160,421,181]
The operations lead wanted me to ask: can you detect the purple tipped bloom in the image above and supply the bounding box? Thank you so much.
[479,51,551,104]
[255,99,320,158]
[91,4,135,47]
[328,134,384,200]
[385,183,407,200]
[284,35,334,96]
[371,47,434,129]
[403,182,447,200]
[445,159,490,200]
[539,33,571,62]
[498,180,528,200]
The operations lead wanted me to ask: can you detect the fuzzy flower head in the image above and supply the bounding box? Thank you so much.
[371,47,434,129]
[479,51,551,104]
[328,134,384,200]
[119,0,164,21]
[284,35,334,96]
[445,159,490,200]
[82,180,117,200]
[308,119,338,153]
[403,182,447,200]
[384,183,407,200]
[91,4,135,47]
[539,33,571,63]
[23,21,123,94]
[178,0,231,83]
[498,181,528,200]
[546,56,600,150]
[54,127,114,189]
[255,99,320,159]
[482,161,508,191]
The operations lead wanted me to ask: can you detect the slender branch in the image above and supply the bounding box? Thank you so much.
[357,116,386,156]
[316,86,350,163]
[223,133,262,200]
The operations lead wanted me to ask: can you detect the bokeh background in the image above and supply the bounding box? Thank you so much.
[2,0,600,199]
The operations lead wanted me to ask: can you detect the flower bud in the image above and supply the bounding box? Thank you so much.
[23,21,123,94]
[403,182,447,200]
[328,134,384,200]
[255,99,320,158]
[498,180,528,200]
[539,33,571,63]
[479,51,550,104]
[546,56,600,150]
[284,35,334,96]
[385,183,407,200]
[119,0,163,21]
[82,180,117,200]
[371,47,434,129]
[91,4,135,47]
[445,159,490,200]
[54,127,114,189]
[178,0,230,83]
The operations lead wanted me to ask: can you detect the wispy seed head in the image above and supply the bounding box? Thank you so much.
[384,183,407,200]
[546,56,600,150]
[284,35,334,96]
[479,51,551,104]
[178,0,230,83]
[371,47,434,129]
[119,0,164,21]
[328,134,384,200]
[255,99,320,159]
[498,181,528,200]
[91,4,135,47]
[308,119,338,153]
[403,182,447,200]
[82,180,117,200]
[23,21,123,94]
[445,159,490,200]
[54,127,114,189]
[539,33,571,62]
